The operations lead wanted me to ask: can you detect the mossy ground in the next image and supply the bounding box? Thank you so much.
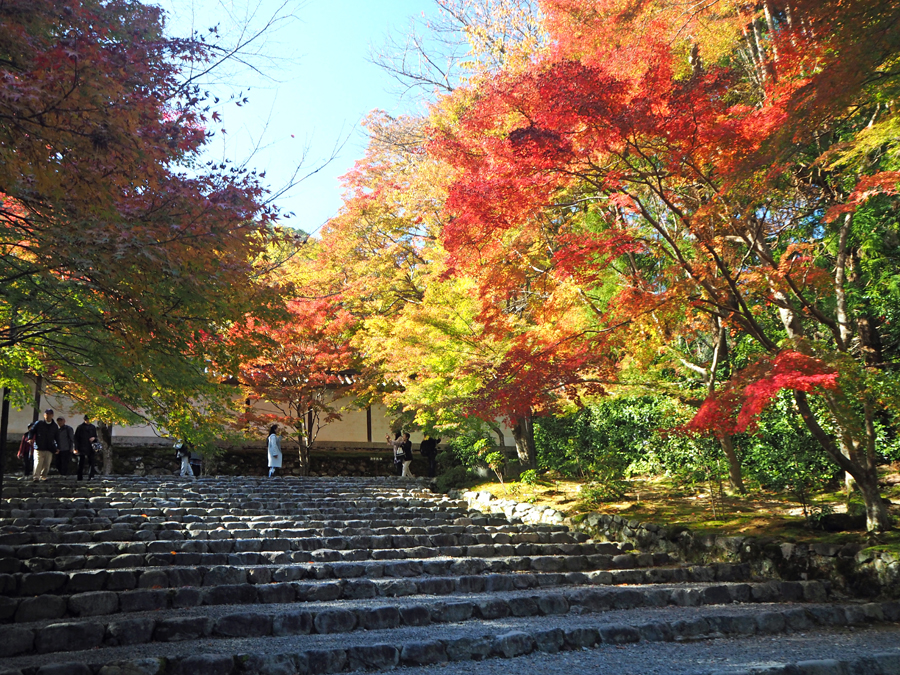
[466,462,900,548]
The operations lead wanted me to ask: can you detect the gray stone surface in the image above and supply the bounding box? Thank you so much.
[0,626,35,657]
[15,595,67,622]
[34,622,105,654]
[152,616,212,642]
[97,658,165,675]
[68,591,119,617]
[168,654,234,675]
[401,640,447,665]
[105,617,156,646]
[347,644,399,671]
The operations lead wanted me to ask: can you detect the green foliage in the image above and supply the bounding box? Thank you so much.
[742,394,838,520]
[741,394,838,498]
[479,449,506,484]
[535,392,850,502]
[804,504,835,530]
[449,430,497,469]
[434,465,474,492]
[519,469,539,486]
[577,481,627,509]
[535,394,724,488]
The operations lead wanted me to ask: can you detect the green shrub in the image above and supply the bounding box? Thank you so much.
[535,394,725,490]
[435,465,472,492]
[578,480,627,509]
[519,469,539,486]
[742,393,839,504]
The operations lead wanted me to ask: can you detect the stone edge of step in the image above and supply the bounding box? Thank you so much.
[2,599,897,675]
[1,561,754,626]
[0,579,843,658]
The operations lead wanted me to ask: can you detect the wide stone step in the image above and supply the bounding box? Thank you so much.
[2,596,895,673]
[0,579,836,657]
[3,548,722,613]
[0,516,558,540]
[0,542,617,576]
[1,561,756,623]
[0,524,588,550]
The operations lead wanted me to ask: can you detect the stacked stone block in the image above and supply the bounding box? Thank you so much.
[0,476,897,674]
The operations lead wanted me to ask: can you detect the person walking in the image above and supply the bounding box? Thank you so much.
[55,417,75,476]
[29,409,58,481]
[387,432,415,478]
[419,435,441,478]
[18,422,36,477]
[74,415,99,480]
[174,440,194,478]
[267,425,282,478]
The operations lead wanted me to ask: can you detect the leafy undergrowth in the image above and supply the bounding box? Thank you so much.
[467,463,900,547]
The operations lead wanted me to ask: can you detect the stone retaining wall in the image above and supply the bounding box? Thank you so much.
[3,442,429,478]
[453,489,900,599]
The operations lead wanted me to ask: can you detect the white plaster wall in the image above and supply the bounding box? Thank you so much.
[2,384,513,447]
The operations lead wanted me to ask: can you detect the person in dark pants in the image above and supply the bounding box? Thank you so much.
[55,417,75,476]
[419,435,441,478]
[74,415,99,480]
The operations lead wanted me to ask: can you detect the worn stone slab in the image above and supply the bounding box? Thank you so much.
[15,595,67,622]
[35,621,105,654]
[401,640,447,665]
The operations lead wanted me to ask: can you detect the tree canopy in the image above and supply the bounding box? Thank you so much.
[0,0,287,442]
[300,0,900,531]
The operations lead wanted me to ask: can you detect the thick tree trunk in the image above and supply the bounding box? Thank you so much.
[718,434,746,494]
[510,413,537,471]
[858,475,892,533]
[794,391,891,532]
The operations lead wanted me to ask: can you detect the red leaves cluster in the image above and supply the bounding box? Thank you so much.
[824,172,900,223]
[688,351,839,436]
[237,297,357,432]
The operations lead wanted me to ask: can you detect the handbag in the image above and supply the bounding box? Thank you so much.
[91,441,104,452]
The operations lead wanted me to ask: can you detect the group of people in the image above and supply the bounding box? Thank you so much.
[387,432,441,479]
[263,424,440,479]
[20,409,100,481]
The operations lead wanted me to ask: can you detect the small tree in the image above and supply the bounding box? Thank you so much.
[238,298,356,475]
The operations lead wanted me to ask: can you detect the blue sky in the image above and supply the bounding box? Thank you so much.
[158,0,436,235]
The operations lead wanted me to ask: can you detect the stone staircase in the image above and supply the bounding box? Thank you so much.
[0,475,897,675]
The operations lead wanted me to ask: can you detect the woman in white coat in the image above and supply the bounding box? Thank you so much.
[267,425,282,478]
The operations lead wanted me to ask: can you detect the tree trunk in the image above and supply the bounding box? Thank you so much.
[32,375,42,425]
[708,319,743,493]
[486,421,506,447]
[510,413,537,470]
[298,435,310,477]
[793,391,891,532]
[858,474,892,533]
[718,434,745,494]
[0,387,9,504]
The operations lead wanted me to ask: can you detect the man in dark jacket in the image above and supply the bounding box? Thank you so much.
[55,417,75,476]
[74,415,99,481]
[419,435,441,478]
[29,409,58,481]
